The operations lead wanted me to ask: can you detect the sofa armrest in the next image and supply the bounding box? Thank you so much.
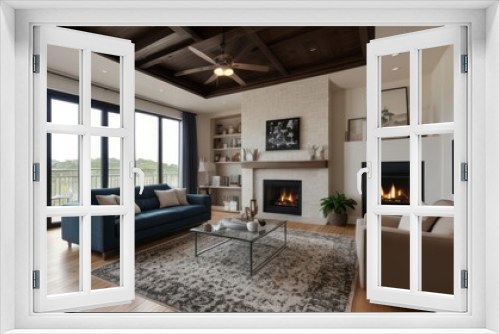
[355,225,454,293]
[61,214,118,253]
[187,194,211,207]
[363,214,401,228]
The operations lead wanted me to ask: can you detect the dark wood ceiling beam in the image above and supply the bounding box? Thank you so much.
[169,27,202,42]
[206,55,365,98]
[134,28,179,60]
[358,27,369,59]
[137,39,195,69]
[243,27,288,76]
[138,27,266,70]
[267,27,336,49]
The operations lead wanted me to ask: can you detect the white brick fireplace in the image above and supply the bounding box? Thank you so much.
[240,76,330,224]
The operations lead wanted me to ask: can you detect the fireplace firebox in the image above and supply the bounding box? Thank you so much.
[263,180,302,216]
[361,161,425,215]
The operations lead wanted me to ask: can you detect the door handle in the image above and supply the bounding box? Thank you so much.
[357,162,372,195]
[129,162,145,195]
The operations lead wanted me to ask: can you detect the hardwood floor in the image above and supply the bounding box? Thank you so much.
[47,212,416,313]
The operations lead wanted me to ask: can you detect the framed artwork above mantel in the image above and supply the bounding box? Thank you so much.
[265,117,300,151]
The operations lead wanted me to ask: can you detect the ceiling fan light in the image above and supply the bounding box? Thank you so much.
[214,67,224,76]
[223,68,234,76]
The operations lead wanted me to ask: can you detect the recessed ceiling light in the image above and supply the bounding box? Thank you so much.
[102,69,108,74]
[392,67,400,71]
[391,53,400,57]
[309,47,317,52]
[159,88,164,93]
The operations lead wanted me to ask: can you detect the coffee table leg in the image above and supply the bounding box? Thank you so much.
[195,232,198,256]
[250,242,253,276]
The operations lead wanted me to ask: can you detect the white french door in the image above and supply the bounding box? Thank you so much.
[33,26,137,312]
[363,26,467,312]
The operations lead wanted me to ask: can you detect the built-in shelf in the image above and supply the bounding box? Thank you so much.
[241,160,328,169]
[212,205,240,214]
[213,133,241,139]
[215,161,241,164]
[213,147,241,151]
[209,186,241,189]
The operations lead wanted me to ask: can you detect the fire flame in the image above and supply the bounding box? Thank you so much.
[381,183,409,202]
[276,189,298,206]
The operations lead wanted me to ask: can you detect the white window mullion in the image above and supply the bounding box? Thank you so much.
[409,47,420,295]
[81,48,92,295]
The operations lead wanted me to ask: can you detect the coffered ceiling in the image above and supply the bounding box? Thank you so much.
[66,26,375,98]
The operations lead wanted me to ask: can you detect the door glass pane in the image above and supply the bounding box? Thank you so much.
[162,118,180,187]
[91,108,102,127]
[91,136,102,189]
[421,45,454,124]
[91,215,122,291]
[136,113,159,185]
[47,45,80,125]
[109,137,121,188]
[50,134,80,206]
[380,52,410,128]
[380,214,410,290]
[91,136,122,202]
[108,111,121,128]
[380,138,410,206]
[48,216,80,295]
[420,134,455,206]
[91,52,121,127]
[420,215,454,294]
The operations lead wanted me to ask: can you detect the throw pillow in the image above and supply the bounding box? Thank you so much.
[175,188,189,205]
[155,189,180,208]
[115,196,141,214]
[430,217,454,235]
[95,194,118,206]
[422,199,454,231]
[398,216,410,231]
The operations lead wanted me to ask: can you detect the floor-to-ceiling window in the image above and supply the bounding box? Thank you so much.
[47,90,182,226]
[135,111,181,187]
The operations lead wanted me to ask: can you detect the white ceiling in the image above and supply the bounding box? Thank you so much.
[47,26,448,113]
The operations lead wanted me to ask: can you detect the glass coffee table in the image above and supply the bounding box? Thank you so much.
[190,219,287,275]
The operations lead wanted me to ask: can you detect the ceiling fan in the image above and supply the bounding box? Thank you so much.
[173,30,269,87]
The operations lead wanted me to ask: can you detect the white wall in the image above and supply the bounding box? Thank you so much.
[241,75,330,224]
[0,2,16,332]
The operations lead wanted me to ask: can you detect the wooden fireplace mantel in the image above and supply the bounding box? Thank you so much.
[241,160,328,170]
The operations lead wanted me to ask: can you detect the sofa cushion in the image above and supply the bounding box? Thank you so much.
[128,205,208,232]
[115,196,141,214]
[95,194,118,206]
[155,189,180,208]
[430,217,454,235]
[175,188,189,205]
[423,199,454,231]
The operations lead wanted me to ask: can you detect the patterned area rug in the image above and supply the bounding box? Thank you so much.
[92,228,358,312]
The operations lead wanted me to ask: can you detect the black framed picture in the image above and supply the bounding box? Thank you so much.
[265,117,300,151]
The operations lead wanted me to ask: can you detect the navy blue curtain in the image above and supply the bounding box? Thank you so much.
[182,112,198,194]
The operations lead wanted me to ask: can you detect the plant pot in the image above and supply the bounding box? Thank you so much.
[327,212,348,226]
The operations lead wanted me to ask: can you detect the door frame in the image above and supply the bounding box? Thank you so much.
[2,3,496,333]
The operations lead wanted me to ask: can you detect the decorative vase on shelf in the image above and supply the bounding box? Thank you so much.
[307,144,318,160]
[228,125,235,134]
[316,145,325,160]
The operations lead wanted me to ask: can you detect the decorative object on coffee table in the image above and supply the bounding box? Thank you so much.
[245,198,258,220]
[320,191,357,226]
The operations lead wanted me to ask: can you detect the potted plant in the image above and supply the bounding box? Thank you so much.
[320,191,357,226]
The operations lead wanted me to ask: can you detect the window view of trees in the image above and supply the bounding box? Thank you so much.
[47,91,181,224]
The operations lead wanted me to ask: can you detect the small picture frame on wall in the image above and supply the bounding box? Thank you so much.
[347,118,367,141]
[381,87,409,127]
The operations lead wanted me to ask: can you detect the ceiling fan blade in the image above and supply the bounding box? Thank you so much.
[174,65,216,77]
[232,63,269,72]
[187,46,216,65]
[230,73,247,87]
[204,74,218,85]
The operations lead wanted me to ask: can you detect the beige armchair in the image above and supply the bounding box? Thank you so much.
[355,200,454,295]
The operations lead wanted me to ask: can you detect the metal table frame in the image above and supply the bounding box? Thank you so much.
[193,220,287,276]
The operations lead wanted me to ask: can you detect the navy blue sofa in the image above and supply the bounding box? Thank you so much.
[61,184,211,258]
